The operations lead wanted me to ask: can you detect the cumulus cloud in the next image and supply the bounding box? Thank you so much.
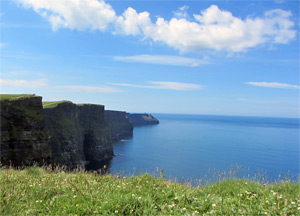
[57,85,121,93]
[245,82,300,89]
[16,1,296,53]
[16,0,116,31]
[0,78,47,88]
[110,81,203,91]
[114,55,209,67]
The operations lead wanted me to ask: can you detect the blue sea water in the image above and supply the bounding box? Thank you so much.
[107,114,299,183]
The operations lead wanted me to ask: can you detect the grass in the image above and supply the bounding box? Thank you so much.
[0,94,35,101]
[42,100,71,108]
[0,167,299,215]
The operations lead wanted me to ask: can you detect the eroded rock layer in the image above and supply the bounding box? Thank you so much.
[44,102,113,168]
[0,95,51,166]
[105,110,133,142]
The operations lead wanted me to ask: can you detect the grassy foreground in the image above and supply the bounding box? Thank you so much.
[0,167,299,215]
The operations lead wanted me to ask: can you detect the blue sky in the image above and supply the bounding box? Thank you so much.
[0,0,299,117]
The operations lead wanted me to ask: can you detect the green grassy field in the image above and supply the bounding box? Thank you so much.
[0,167,299,215]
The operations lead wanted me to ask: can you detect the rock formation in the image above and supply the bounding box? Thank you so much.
[127,113,159,126]
[104,110,133,142]
[44,101,113,168]
[0,94,159,169]
[0,95,51,166]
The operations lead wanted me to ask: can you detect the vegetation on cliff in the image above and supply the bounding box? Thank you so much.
[42,101,71,109]
[0,167,299,215]
[0,94,35,101]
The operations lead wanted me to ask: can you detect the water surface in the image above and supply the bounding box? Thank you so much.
[108,114,299,182]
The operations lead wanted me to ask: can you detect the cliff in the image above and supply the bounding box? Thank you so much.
[44,101,113,168]
[104,110,133,142]
[0,94,51,166]
[127,113,159,126]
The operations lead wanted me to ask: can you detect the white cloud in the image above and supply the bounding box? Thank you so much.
[173,6,189,19]
[0,78,47,88]
[57,85,121,93]
[110,81,203,91]
[114,55,209,67]
[245,82,300,89]
[16,0,116,31]
[16,1,296,53]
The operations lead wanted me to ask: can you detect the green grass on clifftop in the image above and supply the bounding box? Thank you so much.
[0,94,36,101]
[0,167,299,215]
[42,101,71,108]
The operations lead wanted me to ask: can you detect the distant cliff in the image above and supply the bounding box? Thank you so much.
[0,95,51,166]
[105,110,133,142]
[44,101,113,168]
[127,113,159,126]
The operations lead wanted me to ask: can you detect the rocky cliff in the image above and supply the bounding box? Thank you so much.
[44,101,113,168]
[0,94,158,169]
[0,95,51,166]
[127,113,159,126]
[105,110,133,142]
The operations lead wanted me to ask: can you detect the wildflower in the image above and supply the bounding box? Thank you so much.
[138,197,142,200]
[212,204,216,208]
[132,194,135,197]
[297,207,300,210]
[115,210,118,213]
[130,209,133,213]
[291,202,296,205]
[182,208,187,211]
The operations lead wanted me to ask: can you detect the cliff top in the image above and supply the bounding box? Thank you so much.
[0,94,37,101]
[43,100,72,108]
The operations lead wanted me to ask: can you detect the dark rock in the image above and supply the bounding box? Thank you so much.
[127,113,159,126]
[44,102,113,168]
[0,95,51,167]
[105,110,133,142]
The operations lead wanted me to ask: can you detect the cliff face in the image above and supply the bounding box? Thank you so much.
[127,113,159,126]
[44,102,113,168]
[105,110,133,142]
[0,95,51,166]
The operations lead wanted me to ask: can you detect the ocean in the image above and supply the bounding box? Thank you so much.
[104,114,299,183]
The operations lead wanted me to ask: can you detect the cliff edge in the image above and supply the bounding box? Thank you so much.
[127,113,159,126]
[44,101,113,168]
[105,110,133,142]
[0,94,51,166]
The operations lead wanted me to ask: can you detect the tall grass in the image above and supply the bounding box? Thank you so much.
[0,165,299,215]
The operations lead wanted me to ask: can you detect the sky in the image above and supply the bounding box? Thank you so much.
[0,0,299,118]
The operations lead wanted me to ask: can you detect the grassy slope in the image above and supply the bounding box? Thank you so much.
[0,168,299,215]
